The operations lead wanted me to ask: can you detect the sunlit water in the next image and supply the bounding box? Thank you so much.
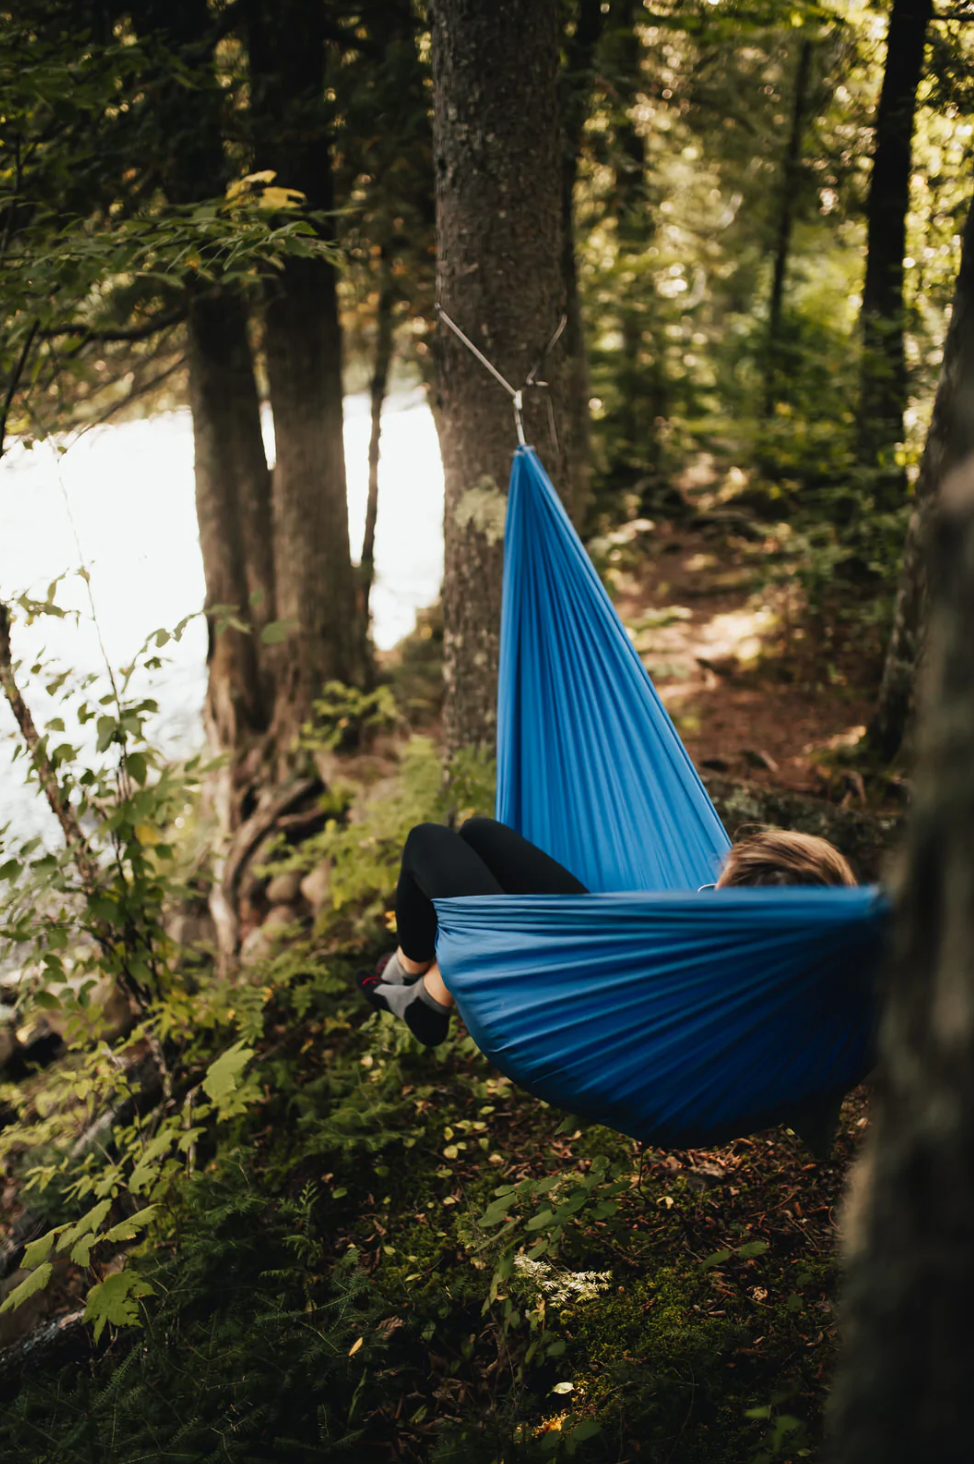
[0,390,444,842]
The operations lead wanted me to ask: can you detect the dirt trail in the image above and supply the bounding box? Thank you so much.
[609,515,876,802]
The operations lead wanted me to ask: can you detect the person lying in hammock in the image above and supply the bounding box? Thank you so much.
[355,818,856,1049]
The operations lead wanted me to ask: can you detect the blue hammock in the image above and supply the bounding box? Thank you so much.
[434,447,888,1149]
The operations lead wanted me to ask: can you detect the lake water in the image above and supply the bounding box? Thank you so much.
[0,390,445,841]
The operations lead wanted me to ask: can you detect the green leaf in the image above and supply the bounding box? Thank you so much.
[32,990,62,1011]
[83,1268,154,1343]
[21,1229,62,1269]
[96,716,118,753]
[126,751,148,785]
[736,1240,770,1259]
[129,1130,177,1195]
[102,1205,158,1245]
[57,1199,112,1257]
[202,1040,255,1113]
[0,1263,53,1315]
[259,619,298,645]
[700,1248,733,1271]
[524,1208,555,1233]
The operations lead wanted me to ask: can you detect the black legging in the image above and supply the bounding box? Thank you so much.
[396,817,588,963]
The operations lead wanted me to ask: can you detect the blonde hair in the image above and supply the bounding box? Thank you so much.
[717,829,856,889]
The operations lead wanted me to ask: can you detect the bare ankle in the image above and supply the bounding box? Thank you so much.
[398,948,431,977]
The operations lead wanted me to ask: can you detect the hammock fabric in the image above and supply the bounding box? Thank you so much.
[434,447,888,1149]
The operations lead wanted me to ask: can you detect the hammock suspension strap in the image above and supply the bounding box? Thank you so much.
[434,303,566,450]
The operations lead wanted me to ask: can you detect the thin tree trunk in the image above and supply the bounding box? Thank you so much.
[187,290,275,811]
[560,0,604,523]
[614,0,649,459]
[763,38,814,418]
[432,0,576,759]
[0,602,99,891]
[828,455,974,1464]
[856,0,932,497]
[868,191,974,762]
[361,266,395,623]
[246,0,367,768]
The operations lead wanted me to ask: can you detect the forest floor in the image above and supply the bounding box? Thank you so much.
[604,492,899,817]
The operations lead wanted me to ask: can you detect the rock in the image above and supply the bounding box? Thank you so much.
[262,904,300,932]
[240,926,271,968]
[300,861,332,911]
[265,870,303,906]
[165,911,217,949]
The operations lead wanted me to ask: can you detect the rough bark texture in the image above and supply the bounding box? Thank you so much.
[869,190,974,762]
[141,0,276,822]
[857,0,932,492]
[560,0,604,523]
[432,0,576,757]
[188,291,275,789]
[828,457,974,1464]
[763,38,814,418]
[361,264,395,624]
[247,0,366,767]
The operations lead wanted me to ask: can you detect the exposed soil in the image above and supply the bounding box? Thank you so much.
[610,516,884,806]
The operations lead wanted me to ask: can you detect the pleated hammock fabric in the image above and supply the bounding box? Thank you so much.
[434,446,888,1149]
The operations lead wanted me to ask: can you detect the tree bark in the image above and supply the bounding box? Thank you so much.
[828,455,974,1464]
[361,261,395,626]
[187,291,275,795]
[613,0,654,478]
[138,0,277,823]
[763,38,814,418]
[560,0,604,523]
[431,0,576,758]
[868,191,974,762]
[246,0,366,769]
[856,0,932,496]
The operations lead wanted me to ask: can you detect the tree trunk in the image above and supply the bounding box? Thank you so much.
[560,0,604,523]
[856,0,932,497]
[613,0,651,464]
[763,38,814,418]
[827,455,974,1464]
[868,191,974,763]
[187,290,275,813]
[432,0,576,758]
[246,0,366,769]
[137,0,277,824]
[361,262,395,625]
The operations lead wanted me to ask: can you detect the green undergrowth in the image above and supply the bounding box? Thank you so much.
[0,714,869,1463]
[0,962,867,1461]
